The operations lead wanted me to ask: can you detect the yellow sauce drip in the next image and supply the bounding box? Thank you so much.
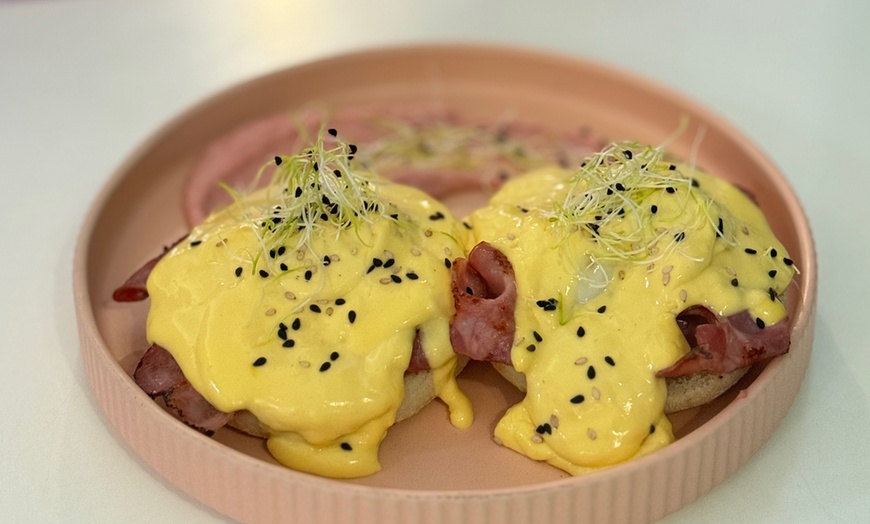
[147,179,471,478]
[467,150,795,475]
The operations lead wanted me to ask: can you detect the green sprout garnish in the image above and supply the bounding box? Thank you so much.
[555,141,736,264]
[234,133,390,266]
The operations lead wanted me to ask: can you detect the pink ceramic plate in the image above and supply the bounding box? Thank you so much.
[74,44,816,524]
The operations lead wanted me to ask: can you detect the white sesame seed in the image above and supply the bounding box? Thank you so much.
[662,272,671,286]
[663,265,673,274]
[550,415,559,429]
[587,428,597,440]
[742,226,750,235]
[618,270,626,280]
[411,247,422,256]
[296,250,305,261]
[299,361,310,368]
[265,308,276,316]
[285,291,296,300]
[575,357,588,366]
[592,387,601,400]
[330,253,340,262]
[444,247,452,256]
[380,277,392,284]
[424,229,433,237]
[679,289,688,302]
[531,435,543,444]
[384,250,394,260]
[507,233,516,240]
[726,266,737,276]
[326,307,334,316]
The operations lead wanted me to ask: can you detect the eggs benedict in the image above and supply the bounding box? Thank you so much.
[451,141,795,475]
[119,131,473,478]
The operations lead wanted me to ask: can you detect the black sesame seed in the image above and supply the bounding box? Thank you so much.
[333,169,342,178]
[666,187,676,194]
[383,258,395,269]
[587,366,596,379]
[406,272,419,280]
[463,221,472,230]
[650,205,658,214]
[769,287,777,301]
[313,161,319,172]
[340,442,352,451]
[330,351,339,361]
[570,394,585,404]
[274,156,283,166]
[770,248,778,258]
[390,213,399,219]
[716,217,724,238]
[783,257,794,266]
[668,164,676,171]
[756,317,766,329]
[444,258,452,269]
[615,182,626,191]
[674,231,686,242]
[429,211,445,221]
[292,318,301,330]
[466,287,474,295]
[310,304,321,313]
[576,326,585,337]
[320,213,328,221]
[606,187,613,196]
[691,178,700,188]
[769,269,778,278]
[294,187,302,198]
[348,310,356,323]
[282,339,295,348]
[323,256,331,266]
[327,128,337,137]
[304,270,312,281]
[744,248,757,254]
[259,270,269,278]
[190,240,202,247]
[526,344,537,352]
[349,144,358,154]
[269,249,276,258]
[319,362,331,372]
[277,329,287,341]
[623,150,633,160]
[597,305,607,314]
[366,265,375,274]
[605,356,615,366]
[253,357,267,367]
[731,278,739,287]
[533,331,543,343]
[235,267,243,277]
[650,424,656,434]
[335,298,346,306]
[277,246,286,256]
[279,322,287,330]
[390,274,402,283]
[280,263,288,272]
[372,258,383,267]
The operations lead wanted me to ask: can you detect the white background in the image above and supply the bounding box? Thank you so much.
[1,1,868,522]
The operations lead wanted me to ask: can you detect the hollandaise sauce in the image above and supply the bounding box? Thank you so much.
[467,142,795,475]
[146,136,472,478]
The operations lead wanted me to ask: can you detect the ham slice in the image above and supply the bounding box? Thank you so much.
[112,237,184,302]
[133,344,236,436]
[449,242,517,364]
[656,305,791,378]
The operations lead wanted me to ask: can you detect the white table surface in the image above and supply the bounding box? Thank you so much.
[1,1,868,522]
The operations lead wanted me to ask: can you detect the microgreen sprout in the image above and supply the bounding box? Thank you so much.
[234,132,390,269]
[557,141,735,263]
